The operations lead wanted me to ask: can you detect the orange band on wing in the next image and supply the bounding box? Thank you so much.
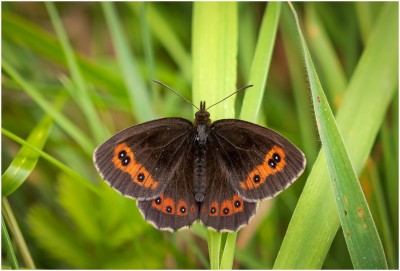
[112,143,158,189]
[205,194,244,217]
[240,145,286,190]
[151,194,191,216]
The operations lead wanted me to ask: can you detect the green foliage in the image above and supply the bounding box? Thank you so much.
[1,2,398,269]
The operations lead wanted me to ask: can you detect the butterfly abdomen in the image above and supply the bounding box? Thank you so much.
[193,124,209,202]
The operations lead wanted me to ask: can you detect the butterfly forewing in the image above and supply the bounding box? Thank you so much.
[93,118,194,201]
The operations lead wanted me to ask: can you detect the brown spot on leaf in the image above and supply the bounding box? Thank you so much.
[357,208,364,219]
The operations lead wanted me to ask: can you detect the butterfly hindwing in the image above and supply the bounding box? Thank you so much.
[209,119,306,202]
[93,118,194,201]
[199,141,258,232]
[137,142,200,231]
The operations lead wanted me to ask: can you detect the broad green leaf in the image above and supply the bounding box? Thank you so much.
[274,2,397,268]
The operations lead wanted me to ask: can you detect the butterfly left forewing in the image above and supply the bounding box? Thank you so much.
[93,118,194,201]
[209,119,306,202]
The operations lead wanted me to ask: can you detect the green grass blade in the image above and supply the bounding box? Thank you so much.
[2,12,126,95]
[2,113,54,197]
[289,3,387,268]
[2,199,35,269]
[305,3,347,109]
[220,232,237,269]
[102,2,156,122]
[192,2,238,269]
[207,231,222,269]
[45,3,107,144]
[240,2,281,122]
[281,9,319,163]
[139,3,158,101]
[2,60,93,154]
[192,2,237,119]
[1,215,19,269]
[130,3,192,83]
[1,128,101,196]
[274,2,398,268]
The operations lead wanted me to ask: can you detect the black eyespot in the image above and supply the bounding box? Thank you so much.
[137,173,145,182]
[223,208,230,215]
[253,174,260,183]
[234,200,241,208]
[268,159,276,169]
[155,197,162,205]
[118,150,127,159]
[210,207,216,214]
[180,206,186,214]
[166,206,172,213]
[273,153,281,163]
[122,156,131,166]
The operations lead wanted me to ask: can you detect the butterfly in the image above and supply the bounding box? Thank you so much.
[93,83,306,232]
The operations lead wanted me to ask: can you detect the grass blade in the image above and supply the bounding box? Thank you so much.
[2,128,101,196]
[102,2,156,122]
[2,199,35,269]
[45,3,107,144]
[288,3,387,268]
[2,60,93,154]
[192,2,238,269]
[240,2,281,123]
[274,2,397,268]
[192,2,237,119]
[130,3,192,83]
[2,215,19,269]
[2,113,54,197]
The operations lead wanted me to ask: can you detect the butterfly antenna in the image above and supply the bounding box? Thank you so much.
[206,85,254,110]
[153,80,199,110]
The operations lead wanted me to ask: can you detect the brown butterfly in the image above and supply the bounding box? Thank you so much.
[93,83,306,232]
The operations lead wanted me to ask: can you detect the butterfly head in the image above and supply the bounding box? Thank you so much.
[194,101,211,126]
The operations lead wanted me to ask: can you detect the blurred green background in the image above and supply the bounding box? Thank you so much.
[2,2,398,269]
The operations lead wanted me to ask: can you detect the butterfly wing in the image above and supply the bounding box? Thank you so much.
[137,143,199,231]
[198,140,258,232]
[93,118,195,201]
[208,119,306,202]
